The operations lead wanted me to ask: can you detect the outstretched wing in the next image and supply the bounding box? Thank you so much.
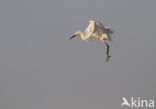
[84,20,95,36]
[94,21,112,41]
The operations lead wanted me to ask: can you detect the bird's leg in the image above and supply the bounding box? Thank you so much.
[104,42,111,61]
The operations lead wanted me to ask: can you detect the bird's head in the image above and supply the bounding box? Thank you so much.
[69,31,81,40]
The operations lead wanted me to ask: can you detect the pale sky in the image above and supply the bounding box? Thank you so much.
[0,0,156,109]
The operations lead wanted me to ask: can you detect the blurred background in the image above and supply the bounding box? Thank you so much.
[0,0,156,109]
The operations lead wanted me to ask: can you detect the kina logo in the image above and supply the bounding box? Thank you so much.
[121,97,154,108]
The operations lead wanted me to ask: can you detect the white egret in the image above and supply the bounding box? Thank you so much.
[69,20,113,61]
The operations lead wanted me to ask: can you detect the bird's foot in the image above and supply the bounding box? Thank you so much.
[106,54,111,62]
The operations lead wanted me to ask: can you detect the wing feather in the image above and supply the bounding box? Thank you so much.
[84,20,113,41]
[84,20,95,36]
[95,21,112,41]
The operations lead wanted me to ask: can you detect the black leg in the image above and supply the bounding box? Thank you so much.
[104,42,111,61]
[105,42,109,55]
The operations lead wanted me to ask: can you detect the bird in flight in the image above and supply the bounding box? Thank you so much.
[69,20,113,61]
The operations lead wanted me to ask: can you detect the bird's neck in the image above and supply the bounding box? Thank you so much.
[79,32,86,40]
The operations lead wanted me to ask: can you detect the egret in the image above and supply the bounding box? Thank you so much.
[69,20,113,61]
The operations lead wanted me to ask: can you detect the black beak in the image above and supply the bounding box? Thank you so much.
[69,35,76,40]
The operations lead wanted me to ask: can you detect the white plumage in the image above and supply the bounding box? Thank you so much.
[69,20,113,61]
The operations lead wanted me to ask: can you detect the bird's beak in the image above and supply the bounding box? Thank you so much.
[69,35,76,40]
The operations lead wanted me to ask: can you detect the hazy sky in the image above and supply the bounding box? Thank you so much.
[0,0,156,109]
